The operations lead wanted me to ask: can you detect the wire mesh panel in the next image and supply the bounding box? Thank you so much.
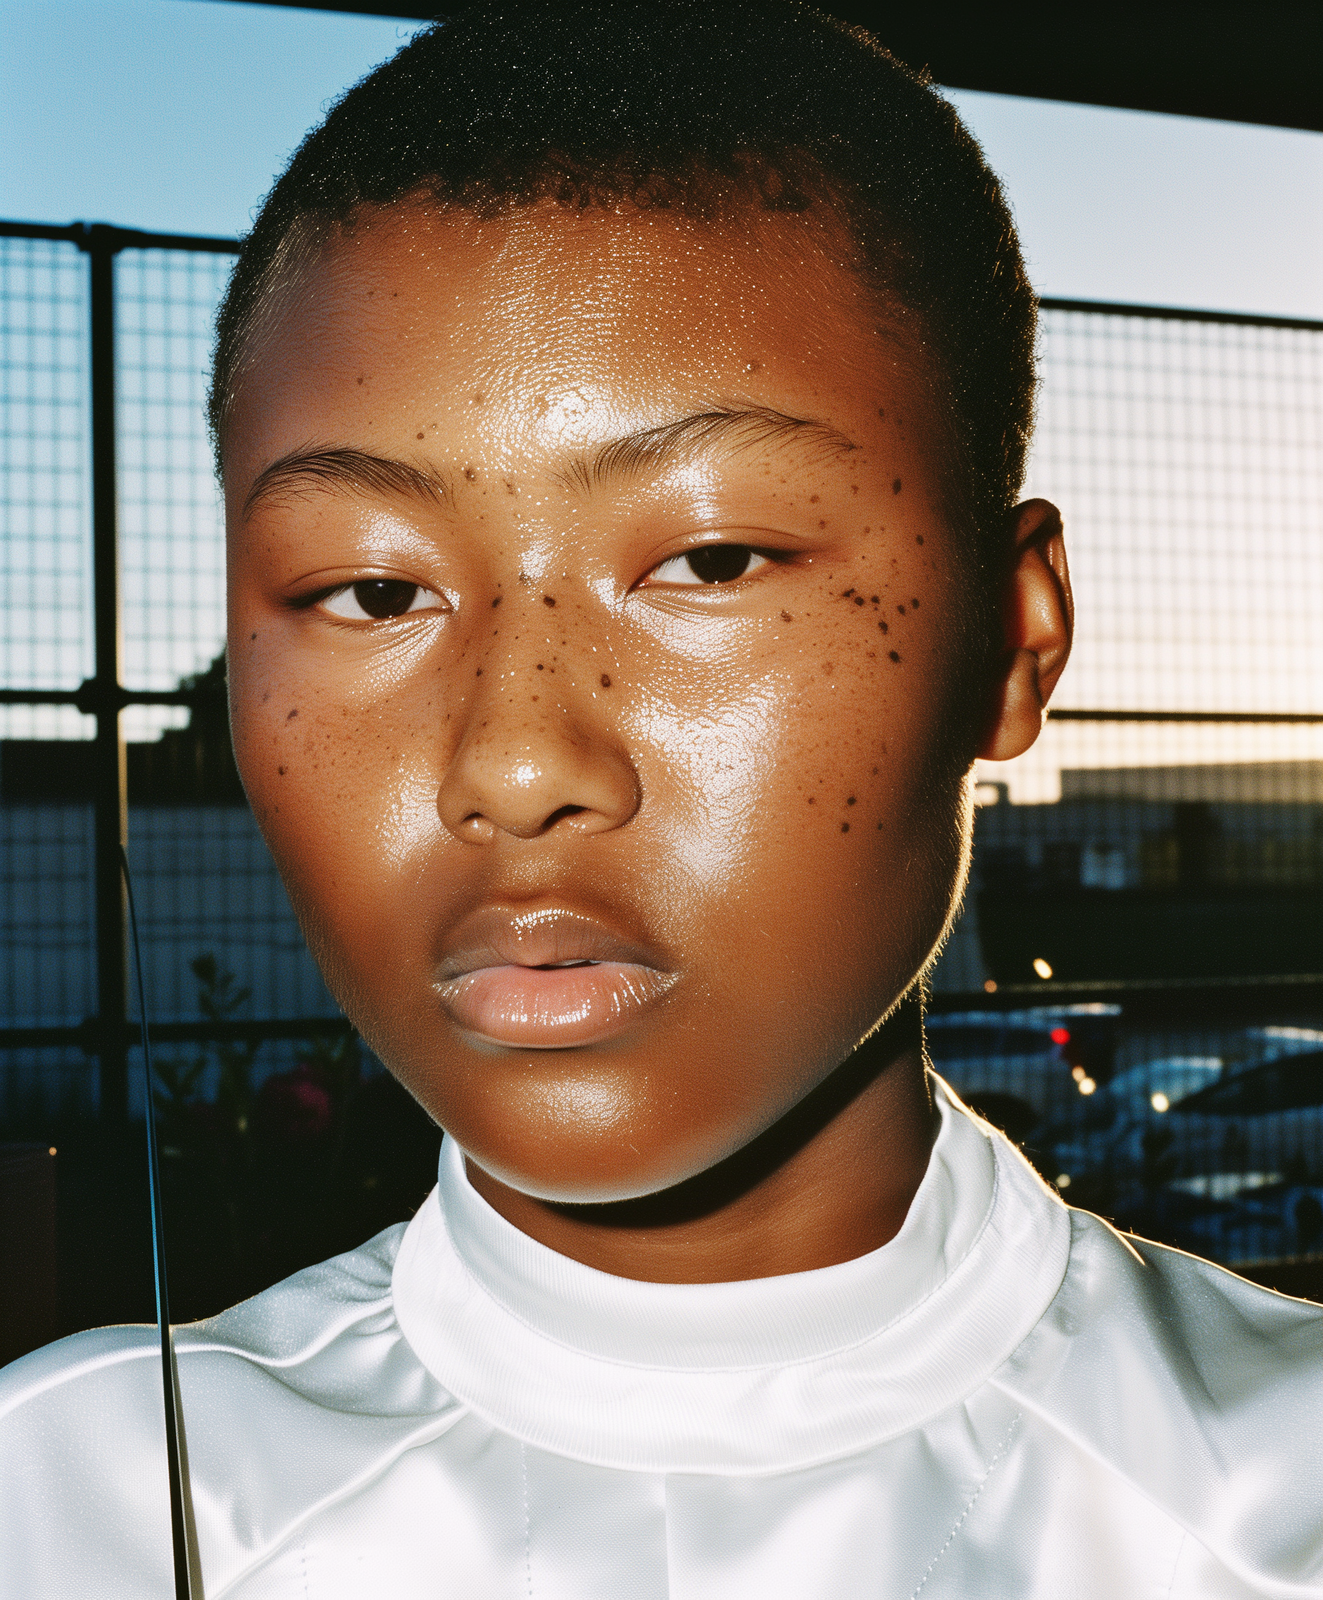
[0,236,91,720]
[113,247,339,1028]
[0,236,97,1044]
[982,310,1323,799]
[116,248,233,730]
[933,311,1323,991]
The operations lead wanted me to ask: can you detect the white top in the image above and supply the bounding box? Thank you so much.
[3,1076,1323,1598]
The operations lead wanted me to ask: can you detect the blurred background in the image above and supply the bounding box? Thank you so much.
[1,0,1321,1363]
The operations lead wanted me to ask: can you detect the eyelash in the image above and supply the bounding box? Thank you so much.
[645,545,773,587]
[316,580,448,621]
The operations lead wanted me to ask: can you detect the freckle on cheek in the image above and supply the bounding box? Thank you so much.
[286,708,298,720]
[600,674,612,688]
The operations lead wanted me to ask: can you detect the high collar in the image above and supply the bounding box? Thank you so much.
[392,1076,1072,1474]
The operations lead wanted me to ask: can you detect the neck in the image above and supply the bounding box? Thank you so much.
[465,999,937,1283]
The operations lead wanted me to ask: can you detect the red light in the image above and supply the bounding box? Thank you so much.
[1050,1027,1071,1045]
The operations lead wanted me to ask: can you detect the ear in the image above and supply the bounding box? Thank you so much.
[977,499,1073,762]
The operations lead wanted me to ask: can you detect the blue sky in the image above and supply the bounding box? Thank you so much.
[2,0,1321,319]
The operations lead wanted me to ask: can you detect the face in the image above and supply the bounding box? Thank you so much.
[224,200,982,1204]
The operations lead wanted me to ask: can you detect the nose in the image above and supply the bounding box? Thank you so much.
[438,688,641,845]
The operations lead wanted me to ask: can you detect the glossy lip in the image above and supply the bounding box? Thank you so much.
[434,906,677,1049]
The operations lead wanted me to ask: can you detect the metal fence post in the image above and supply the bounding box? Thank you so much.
[84,225,128,1121]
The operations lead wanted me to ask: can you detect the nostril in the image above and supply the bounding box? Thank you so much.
[542,804,589,832]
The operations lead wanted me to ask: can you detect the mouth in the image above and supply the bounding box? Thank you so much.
[433,906,677,1049]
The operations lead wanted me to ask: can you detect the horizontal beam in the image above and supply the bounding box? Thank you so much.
[0,1017,353,1054]
[1047,709,1323,725]
[0,220,238,254]
[927,971,1323,1022]
[1039,297,1323,336]
[0,685,201,713]
[196,2,1323,135]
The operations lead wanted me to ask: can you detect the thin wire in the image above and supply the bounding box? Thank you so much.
[120,843,193,1600]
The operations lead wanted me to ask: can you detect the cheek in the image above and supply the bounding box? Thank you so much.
[228,629,441,912]
[631,551,970,1006]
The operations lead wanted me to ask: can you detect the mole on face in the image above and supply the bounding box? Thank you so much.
[492,596,502,608]
[780,610,793,622]
[543,595,556,607]
[286,708,299,720]
[892,479,902,495]
[600,674,612,688]
[889,651,901,663]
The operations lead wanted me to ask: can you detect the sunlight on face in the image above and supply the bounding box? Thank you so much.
[223,199,980,1203]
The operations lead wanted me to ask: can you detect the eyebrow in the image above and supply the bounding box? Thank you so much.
[241,405,856,518]
[242,446,450,519]
[557,404,858,492]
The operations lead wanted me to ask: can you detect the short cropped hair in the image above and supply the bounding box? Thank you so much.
[210,0,1036,571]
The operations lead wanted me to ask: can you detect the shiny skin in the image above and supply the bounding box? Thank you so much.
[225,200,1071,1281]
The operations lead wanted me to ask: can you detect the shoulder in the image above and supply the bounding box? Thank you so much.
[0,1220,467,1598]
[994,1204,1323,1589]
[0,1219,409,1420]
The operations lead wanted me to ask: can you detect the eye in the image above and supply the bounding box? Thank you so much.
[647,545,770,586]
[320,580,445,620]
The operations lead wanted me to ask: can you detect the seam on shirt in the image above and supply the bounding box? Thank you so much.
[300,1535,311,1600]
[1164,1531,1188,1599]
[908,1409,1022,1599]
[520,1440,533,1598]
[203,1409,467,1600]
[984,1375,1316,1598]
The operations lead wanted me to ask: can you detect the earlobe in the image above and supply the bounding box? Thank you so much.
[977,499,1073,763]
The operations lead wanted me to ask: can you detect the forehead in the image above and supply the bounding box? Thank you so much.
[223,199,929,492]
